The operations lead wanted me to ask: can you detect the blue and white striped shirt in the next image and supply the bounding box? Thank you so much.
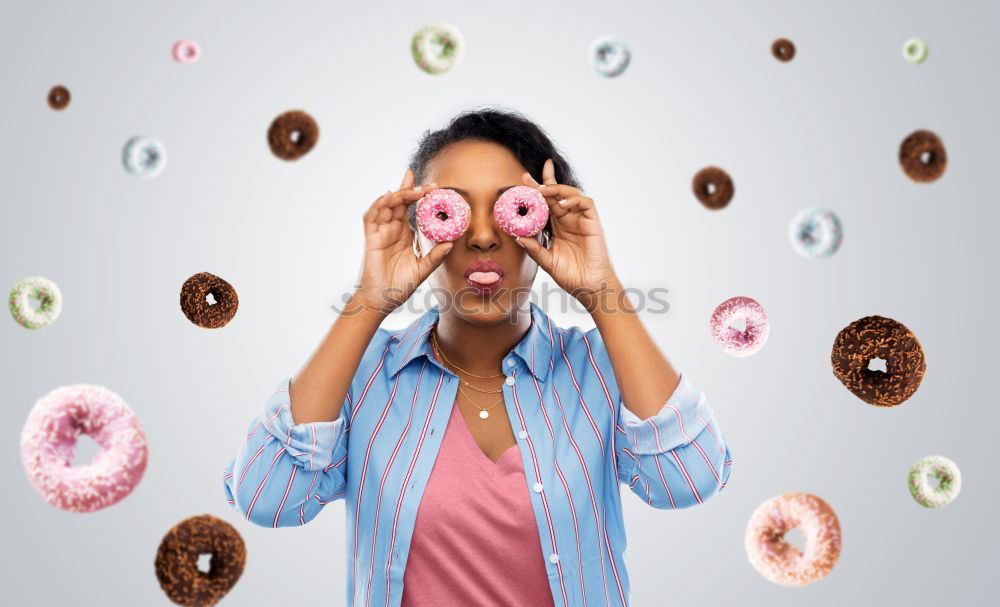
[224,300,733,606]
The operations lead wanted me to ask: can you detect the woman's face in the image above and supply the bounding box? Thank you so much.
[418,140,543,323]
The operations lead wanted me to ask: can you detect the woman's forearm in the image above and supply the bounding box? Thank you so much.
[589,278,681,421]
[288,291,388,424]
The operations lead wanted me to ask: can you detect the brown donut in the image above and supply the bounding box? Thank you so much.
[155,514,246,607]
[771,38,796,62]
[692,166,734,210]
[267,109,319,160]
[899,129,946,183]
[48,85,71,110]
[180,272,239,329]
[831,315,926,407]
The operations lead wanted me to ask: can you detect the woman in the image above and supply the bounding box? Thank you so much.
[224,108,733,607]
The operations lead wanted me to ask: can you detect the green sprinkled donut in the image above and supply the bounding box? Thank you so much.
[411,23,464,75]
[902,38,928,64]
[9,276,62,330]
[908,455,961,508]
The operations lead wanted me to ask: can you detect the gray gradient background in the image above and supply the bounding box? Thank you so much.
[1,0,995,604]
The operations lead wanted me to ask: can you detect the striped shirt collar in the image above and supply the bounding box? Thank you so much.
[388,300,553,382]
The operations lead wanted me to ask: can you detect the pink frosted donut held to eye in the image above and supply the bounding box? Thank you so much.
[415,188,472,242]
[20,384,148,513]
[710,296,769,357]
[494,185,549,237]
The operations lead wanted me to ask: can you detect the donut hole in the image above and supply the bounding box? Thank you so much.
[27,292,47,311]
[784,527,806,554]
[289,130,302,144]
[436,211,449,221]
[703,182,717,196]
[867,357,887,373]
[730,317,747,332]
[517,205,529,216]
[205,292,218,306]
[142,148,161,168]
[197,553,213,574]
[919,150,934,165]
[71,434,102,466]
[926,473,943,490]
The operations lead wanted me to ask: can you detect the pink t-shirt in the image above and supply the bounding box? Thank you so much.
[400,400,556,606]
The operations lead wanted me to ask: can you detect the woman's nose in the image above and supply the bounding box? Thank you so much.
[465,209,500,252]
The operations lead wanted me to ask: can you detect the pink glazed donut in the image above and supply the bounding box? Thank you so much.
[415,188,471,241]
[710,296,769,357]
[20,384,149,513]
[494,185,549,237]
[172,39,201,63]
[745,492,842,586]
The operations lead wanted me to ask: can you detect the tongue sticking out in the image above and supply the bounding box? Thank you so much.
[469,271,501,285]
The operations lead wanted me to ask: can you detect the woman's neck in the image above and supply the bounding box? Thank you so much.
[433,308,532,375]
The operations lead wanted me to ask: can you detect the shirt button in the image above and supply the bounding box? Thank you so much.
[505,376,515,386]
[532,482,544,492]
[506,358,515,367]
[518,430,528,439]
[549,553,559,563]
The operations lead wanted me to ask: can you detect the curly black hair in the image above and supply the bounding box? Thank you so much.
[407,106,581,245]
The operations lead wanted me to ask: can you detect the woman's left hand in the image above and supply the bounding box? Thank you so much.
[517,158,620,310]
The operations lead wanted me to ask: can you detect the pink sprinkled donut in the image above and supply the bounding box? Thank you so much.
[493,185,549,237]
[172,39,201,64]
[20,384,148,513]
[745,492,842,586]
[415,188,471,242]
[710,296,769,357]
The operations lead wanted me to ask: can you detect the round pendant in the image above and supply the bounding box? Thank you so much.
[479,410,489,419]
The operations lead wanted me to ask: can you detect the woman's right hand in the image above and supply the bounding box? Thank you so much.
[353,168,455,315]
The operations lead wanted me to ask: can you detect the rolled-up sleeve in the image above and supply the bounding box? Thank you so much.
[223,378,352,528]
[615,374,732,509]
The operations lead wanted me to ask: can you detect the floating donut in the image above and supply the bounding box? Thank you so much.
[267,109,319,161]
[590,36,631,77]
[908,455,961,508]
[123,135,167,178]
[9,276,62,329]
[771,38,796,62]
[745,492,842,586]
[415,188,471,242]
[172,39,201,64]
[692,166,734,210]
[47,85,70,110]
[710,296,769,357]
[155,514,246,607]
[411,23,464,75]
[180,272,239,329]
[494,185,550,238]
[789,209,843,258]
[20,384,148,513]
[902,38,928,64]
[831,315,926,406]
[899,129,946,183]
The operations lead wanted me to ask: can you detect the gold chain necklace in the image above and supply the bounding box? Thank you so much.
[431,327,506,420]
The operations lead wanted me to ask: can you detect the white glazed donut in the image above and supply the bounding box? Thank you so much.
[590,35,631,77]
[789,209,843,258]
[122,135,167,178]
[9,276,62,329]
[908,455,961,508]
[411,23,464,75]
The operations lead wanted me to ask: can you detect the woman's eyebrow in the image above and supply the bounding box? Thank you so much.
[442,185,517,198]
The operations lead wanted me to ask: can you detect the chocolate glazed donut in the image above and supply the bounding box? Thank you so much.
[267,109,319,160]
[692,166,735,210]
[48,85,70,110]
[831,315,926,406]
[771,38,796,62]
[899,129,946,182]
[155,514,246,607]
[180,272,238,329]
